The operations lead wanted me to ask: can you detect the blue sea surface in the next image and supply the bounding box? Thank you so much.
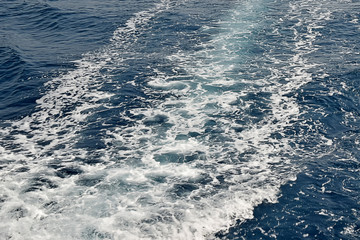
[0,0,359,239]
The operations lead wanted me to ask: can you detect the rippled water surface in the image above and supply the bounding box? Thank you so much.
[0,0,359,239]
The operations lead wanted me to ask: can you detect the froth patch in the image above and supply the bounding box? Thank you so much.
[0,0,336,239]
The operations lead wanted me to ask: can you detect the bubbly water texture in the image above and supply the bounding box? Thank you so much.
[0,0,359,239]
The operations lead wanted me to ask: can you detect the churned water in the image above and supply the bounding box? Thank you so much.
[0,0,359,239]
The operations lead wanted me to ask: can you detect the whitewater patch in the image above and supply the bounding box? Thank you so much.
[0,0,336,239]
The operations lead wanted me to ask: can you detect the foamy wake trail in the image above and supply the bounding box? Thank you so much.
[0,0,334,239]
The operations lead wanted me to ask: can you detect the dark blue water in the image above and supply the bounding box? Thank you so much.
[0,0,359,239]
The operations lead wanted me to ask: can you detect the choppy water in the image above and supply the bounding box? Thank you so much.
[0,0,359,239]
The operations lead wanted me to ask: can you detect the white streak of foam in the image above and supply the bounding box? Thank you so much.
[97,1,336,238]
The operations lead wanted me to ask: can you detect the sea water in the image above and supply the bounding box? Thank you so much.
[0,0,359,239]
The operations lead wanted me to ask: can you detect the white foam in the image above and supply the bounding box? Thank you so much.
[0,0,338,239]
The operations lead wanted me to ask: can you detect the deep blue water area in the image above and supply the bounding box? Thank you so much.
[0,0,359,239]
[0,0,149,119]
